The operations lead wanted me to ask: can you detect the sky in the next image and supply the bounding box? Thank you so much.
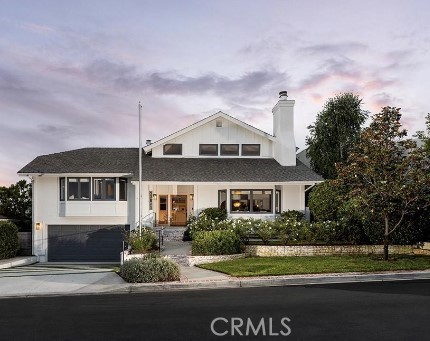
[1,0,429,186]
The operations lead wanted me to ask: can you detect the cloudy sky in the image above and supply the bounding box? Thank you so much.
[1,0,429,186]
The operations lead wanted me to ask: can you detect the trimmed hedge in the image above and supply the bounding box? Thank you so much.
[0,221,19,259]
[192,230,241,255]
[126,228,158,253]
[200,207,227,221]
[120,255,180,283]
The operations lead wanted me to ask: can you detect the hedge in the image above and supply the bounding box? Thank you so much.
[192,230,241,255]
[0,221,19,259]
[120,255,180,283]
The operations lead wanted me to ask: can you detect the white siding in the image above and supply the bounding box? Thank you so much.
[32,176,133,262]
[151,117,273,158]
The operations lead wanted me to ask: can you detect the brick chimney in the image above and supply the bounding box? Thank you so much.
[272,91,296,166]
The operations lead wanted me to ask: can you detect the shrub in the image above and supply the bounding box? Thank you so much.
[0,221,19,259]
[182,228,192,241]
[279,210,305,221]
[126,228,157,253]
[274,218,311,245]
[192,230,241,255]
[200,207,228,221]
[310,221,344,244]
[120,254,180,283]
[253,220,277,245]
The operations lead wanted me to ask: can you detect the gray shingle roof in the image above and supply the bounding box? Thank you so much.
[18,148,323,182]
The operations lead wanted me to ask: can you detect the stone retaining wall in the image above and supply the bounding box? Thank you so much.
[185,254,246,266]
[121,250,246,266]
[245,245,416,257]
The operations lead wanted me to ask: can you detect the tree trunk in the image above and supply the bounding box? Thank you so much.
[384,216,389,261]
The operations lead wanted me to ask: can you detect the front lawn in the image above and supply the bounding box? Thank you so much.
[198,255,430,277]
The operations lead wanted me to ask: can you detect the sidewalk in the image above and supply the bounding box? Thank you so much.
[1,255,430,298]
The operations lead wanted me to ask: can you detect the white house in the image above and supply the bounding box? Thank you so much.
[18,92,322,262]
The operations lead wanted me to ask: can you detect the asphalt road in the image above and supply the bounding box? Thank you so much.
[1,280,429,340]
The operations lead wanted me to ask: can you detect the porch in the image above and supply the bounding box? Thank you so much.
[137,182,310,227]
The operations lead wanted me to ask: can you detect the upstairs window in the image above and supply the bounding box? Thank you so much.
[119,178,127,201]
[163,144,182,155]
[242,144,260,156]
[199,144,218,156]
[68,178,90,200]
[220,144,239,156]
[93,178,116,201]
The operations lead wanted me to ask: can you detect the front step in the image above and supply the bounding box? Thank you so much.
[159,227,186,242]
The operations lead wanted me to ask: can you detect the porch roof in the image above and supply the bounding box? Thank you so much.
[18,148,323,182]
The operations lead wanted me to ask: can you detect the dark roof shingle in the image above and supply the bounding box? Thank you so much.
[18,148,323,182]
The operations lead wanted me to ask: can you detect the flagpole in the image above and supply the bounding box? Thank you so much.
[138,101,142,234]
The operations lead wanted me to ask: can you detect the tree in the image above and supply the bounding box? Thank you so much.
[306,93,368,179]
[0,180,32,221]
[336,107,430,260]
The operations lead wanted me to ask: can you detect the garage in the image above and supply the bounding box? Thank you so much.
[48,225,129,262]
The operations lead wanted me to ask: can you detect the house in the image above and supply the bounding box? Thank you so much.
[18,91,322,262]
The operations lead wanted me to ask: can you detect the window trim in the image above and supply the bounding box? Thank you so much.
[230,189,273,214]
[119,178,128,201]
[93,178,116,201]
[242,144,261,156]
[163,144,182,155]
[67,177,91,201]
[199,144,218,156]
[275,189,281,214]
[218,189,227,210]
[220,144,239,156]
[59,177,65,201]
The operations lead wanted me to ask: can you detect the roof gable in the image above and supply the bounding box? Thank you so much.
[144,111,275,152]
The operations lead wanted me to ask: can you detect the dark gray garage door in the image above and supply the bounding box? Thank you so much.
[48,225,129,262]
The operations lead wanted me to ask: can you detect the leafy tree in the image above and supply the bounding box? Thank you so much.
[306,93,368,179]
[0,180,32,224]
[336,107,430,260]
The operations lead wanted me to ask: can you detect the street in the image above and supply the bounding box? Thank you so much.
[1,280,429,340]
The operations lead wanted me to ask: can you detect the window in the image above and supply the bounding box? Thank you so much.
[220,144,239,156]
[216,120,222,127]
[275,190,281,214]
[242,144,260,156]
[252,190,272,212]
[231,190,250,212]
[163,144,182,155]
[199,144,218,156]
[218,190,227,210]
[67,178,90,200]
[119,178,127,201]
[59,177,65,201]
[231,189,272,213]
[93,178,116,200]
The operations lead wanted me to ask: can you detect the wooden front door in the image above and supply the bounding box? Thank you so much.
[170,195,187,226]
[158,195,168,225]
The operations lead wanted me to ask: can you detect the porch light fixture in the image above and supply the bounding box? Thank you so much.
[153,193,157,200]
[190,194,194,200]
[35,222,42,230]
[233,201,241,208]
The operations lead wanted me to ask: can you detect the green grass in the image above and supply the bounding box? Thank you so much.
[198,255,430,277]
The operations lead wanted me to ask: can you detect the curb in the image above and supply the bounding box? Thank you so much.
[1,270,430,299]
[0,256,38,269]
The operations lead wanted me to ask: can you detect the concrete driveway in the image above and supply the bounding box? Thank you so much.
[0,264,126,297]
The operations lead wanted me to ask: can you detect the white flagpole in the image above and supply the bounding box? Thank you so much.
[138,101,143,234]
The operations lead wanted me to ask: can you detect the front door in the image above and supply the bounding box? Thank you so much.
[158,195,168,225]
[170,195,187,226]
